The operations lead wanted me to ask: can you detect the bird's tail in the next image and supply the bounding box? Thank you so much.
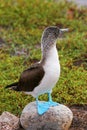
[5,82,19,91]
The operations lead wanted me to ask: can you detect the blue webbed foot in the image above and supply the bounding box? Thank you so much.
[48,100,59,107]
[37,101,50,115]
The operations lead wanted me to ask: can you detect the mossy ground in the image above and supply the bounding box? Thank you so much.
[0,0,87,116]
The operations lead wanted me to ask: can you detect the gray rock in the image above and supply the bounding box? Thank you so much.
[0,111,20,130]
[20,102,73,130]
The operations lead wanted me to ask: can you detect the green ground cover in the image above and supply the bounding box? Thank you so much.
[0,0,87,115]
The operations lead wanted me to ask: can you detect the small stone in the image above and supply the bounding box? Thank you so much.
[20,102,73,130]
[0,111,20,130]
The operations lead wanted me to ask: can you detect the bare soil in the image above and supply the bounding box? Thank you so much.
[69,105,87,130]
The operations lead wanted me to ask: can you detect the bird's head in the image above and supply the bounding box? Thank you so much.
[41,26,68,50]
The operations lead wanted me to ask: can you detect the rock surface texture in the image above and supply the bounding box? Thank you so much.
[0,111,20,130]
[20,102,73,130]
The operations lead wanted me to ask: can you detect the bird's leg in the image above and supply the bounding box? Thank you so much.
[48,92,52,102]
[48,92,59,106]
[36,96,39,106]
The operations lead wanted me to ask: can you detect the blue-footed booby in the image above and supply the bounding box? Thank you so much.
[5,26,68,115]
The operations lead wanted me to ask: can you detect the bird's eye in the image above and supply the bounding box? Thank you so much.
[54,32,58,37]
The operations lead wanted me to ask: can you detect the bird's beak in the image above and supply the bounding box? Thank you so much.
[59,28,69,38]
[59,28,69,33]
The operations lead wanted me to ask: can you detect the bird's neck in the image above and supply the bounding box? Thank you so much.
[41,44,59,65]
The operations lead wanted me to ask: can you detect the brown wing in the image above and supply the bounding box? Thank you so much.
[17,64,45,92]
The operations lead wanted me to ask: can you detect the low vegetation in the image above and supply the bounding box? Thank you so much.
[0,0,87,115]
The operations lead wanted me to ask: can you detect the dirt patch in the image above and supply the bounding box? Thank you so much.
[69,105,87,130]
[0,38,6,48]
[73,53,87,70]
